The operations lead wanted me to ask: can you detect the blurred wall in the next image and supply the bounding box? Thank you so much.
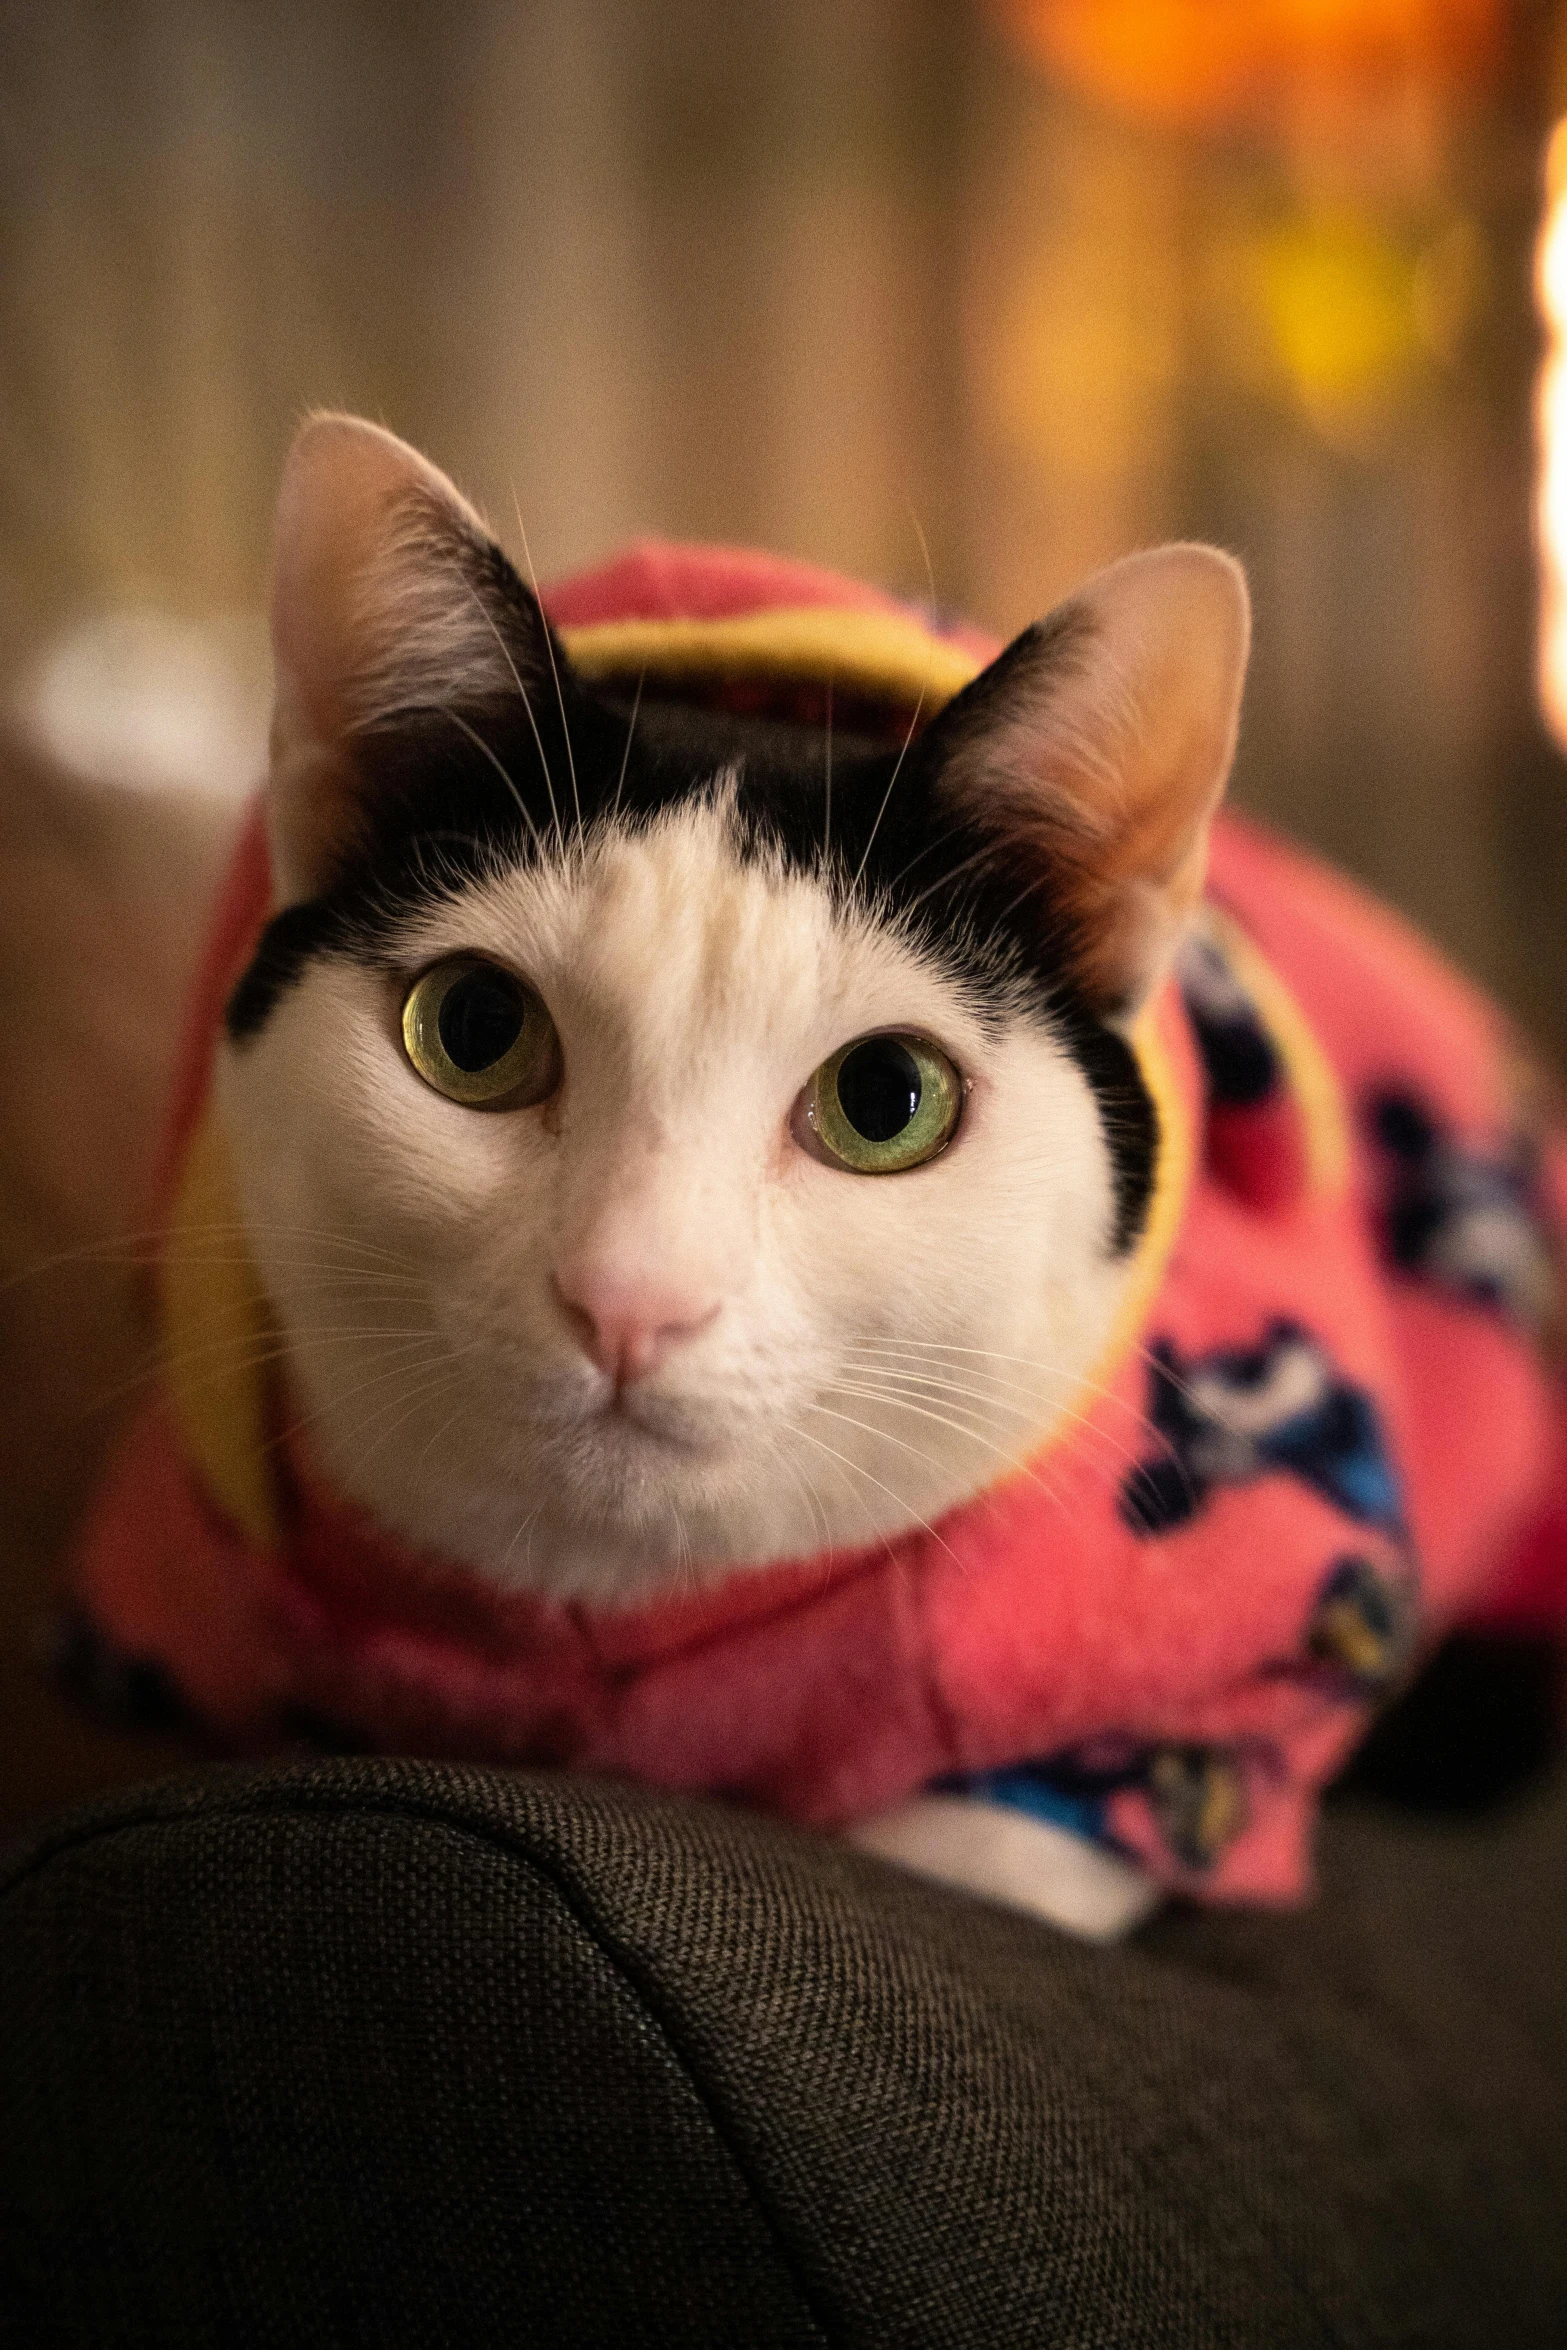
[0,0,971,628]
[1,0,1563,1026]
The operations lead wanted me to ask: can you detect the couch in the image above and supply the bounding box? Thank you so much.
[3,1647,1565,2348]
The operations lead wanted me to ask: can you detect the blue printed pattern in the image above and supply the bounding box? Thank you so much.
[954,1740,1251,1873]
[1176,925,1281,1108]
[1368,1088,1558,1337]
[1120,1319,1404,1538]
[937,1325,1418,1874]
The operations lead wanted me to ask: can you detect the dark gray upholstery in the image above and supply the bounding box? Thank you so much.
[3,1756,1565,2347]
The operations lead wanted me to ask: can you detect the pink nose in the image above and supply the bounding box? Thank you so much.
[552,1262,721,1386]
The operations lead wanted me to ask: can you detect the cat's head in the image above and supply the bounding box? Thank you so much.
[216,416,1248,1603]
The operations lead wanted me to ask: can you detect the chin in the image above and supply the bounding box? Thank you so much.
[482,1419,766,1597]
[516,1398,980,1596]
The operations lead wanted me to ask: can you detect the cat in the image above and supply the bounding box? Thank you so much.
[69,416,1566,1942]
[225,418,1240,1607]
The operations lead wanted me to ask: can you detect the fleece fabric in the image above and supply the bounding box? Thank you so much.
[70,543,1567,1903]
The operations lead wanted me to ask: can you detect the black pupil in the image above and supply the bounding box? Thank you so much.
[438,967,526,1072]
[836,1038,922,1143]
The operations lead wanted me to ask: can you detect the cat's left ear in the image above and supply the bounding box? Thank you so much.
[267,413,554,901]
[922,545,1250,1021]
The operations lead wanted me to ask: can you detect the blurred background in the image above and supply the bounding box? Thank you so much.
[3,0,1567,1809]
[6,0,1567,1018]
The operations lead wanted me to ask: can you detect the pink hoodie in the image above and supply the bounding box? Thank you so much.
[72,543,1567,1904]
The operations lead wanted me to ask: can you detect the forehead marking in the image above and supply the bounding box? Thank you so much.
[406,797,968,1049]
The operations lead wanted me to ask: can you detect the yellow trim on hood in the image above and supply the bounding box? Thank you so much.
[161,1108,280,1550]
[560,605,982,711]
[1200,904,1350,1198]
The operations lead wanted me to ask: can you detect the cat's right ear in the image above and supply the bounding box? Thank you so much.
[267,413,548,903]
[918,546,1250,1022]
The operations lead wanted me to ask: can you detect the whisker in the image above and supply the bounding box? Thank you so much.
[846,1337,1162,1432]
[849,1348,1178,1489]
[84,1327,444,1419]
[1131,1341,1210,1417]
[831,1368,1026,1431]
[458,572,564,851]
[875,811,972,903]
[839,1360,1049,1428]
[821,1377,1066,1505]
[850,684,926,898]
[773,1417,922,1586]
[510,487,583,846]
[988,858,1065,940]
[840,1346,1053,1408]
[905,496,938,615]
[180,1221,413,1266]
[610,665,646,830]
[838,1370,1098,1522]
[432,700,548,860]
[324,1355,481,1485]
[274,1340,482,1469]
[11,1257,425,1298]
[897,839,1000,922]
[414,1394,473,1477]
[785,1418,959,1568]
[501,1500,546,1580]
[839,1347,1166,1481]
[3,1219,419,1293]
[767,1433,833,1557]
[772,1416,869,1537]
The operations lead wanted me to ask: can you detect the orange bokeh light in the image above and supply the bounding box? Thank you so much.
[992,0,1506,131]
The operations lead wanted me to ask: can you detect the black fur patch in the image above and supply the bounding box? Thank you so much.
[226,545,1158,1253]
[227,902,340,1042]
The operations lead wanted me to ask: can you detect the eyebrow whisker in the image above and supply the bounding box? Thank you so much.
[511,486,583,846]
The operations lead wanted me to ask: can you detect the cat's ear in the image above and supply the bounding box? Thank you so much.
[924,546,1250,1021]
[267,413,549,901]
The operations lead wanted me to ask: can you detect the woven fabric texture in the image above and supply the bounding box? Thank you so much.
[2,1757,1565,2348]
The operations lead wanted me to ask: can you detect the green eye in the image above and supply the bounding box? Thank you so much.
[401,956,560,1108]
[802,1032,964,1174]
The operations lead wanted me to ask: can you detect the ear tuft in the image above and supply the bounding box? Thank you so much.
[267,415,536,902]
[928,544,1250,1019]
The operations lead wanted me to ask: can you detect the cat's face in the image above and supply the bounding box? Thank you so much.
[216,417,1248,1604]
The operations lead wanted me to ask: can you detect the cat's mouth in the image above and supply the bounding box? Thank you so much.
[575,1380,717,1456]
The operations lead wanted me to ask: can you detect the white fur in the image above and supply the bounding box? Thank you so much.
[342,499,521,733]
[844,1795,1161,1942]
[217,793,1133,1608]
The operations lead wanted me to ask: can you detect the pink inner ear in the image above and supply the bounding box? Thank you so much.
[271,415,487,745]
[957,545,1251,1020]
[264,415,498,902]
